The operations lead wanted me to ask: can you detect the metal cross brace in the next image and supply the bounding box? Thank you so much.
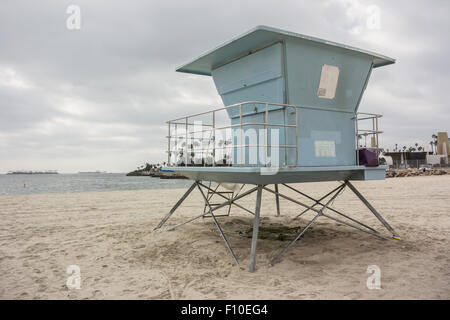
[265,180,401,267]
[154,181,261,267]
[198,182,254,216]
[202,182,233,218]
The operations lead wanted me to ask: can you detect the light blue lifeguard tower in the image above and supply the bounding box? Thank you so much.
[155,26,401,272]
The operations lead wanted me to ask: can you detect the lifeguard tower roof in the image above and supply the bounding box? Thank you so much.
[177,25,395,76]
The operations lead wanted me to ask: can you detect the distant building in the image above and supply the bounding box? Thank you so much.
[437,132,449,156]
[383,151,444,169]
[383,151,428,163]
[383,132,449,168]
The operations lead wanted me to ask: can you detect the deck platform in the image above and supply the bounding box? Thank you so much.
[164,165,388,184]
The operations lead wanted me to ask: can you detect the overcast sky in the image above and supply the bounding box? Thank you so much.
[0,0,449,173]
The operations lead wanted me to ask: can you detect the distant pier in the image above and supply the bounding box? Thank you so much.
[7,170,58,174]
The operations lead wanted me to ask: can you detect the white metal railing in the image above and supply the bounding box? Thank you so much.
[356,112,383,165]
[166,101,298,168]
[166,105,383,168]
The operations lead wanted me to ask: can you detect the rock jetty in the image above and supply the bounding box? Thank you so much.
[126,163,187,179]
[386,168,449,178]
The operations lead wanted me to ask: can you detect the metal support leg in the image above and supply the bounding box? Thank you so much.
[346,181,401,239]
[202,181,216,216]
[154,182,197,230]
[197,183,239,265]
[249,185,263,272]
[274,184,280,217]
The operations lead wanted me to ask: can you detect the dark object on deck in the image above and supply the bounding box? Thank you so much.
[358,148,379,167]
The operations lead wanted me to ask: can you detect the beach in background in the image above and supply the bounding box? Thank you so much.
[0,175,449,299]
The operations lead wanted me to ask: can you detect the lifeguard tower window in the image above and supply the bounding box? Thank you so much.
[317,64,340,99]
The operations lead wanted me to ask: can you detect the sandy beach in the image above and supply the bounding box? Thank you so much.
[0,175,449,300]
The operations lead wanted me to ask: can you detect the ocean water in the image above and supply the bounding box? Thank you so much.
[0,173,192,195]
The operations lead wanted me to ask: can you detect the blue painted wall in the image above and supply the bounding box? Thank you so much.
[284,40,372,112]
[212,43,285,118]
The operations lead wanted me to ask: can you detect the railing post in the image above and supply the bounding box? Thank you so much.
[356,113,359,166]
[175,123,178,165]
[168,122,171,165]
[240,104,243,167]
[212,111,216,167]
[185,117,188,167]
[265,103,269,167]
[376,115,379,156]
[295,107,298,166]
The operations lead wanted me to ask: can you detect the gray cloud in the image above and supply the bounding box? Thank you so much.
[0,0,449,172]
